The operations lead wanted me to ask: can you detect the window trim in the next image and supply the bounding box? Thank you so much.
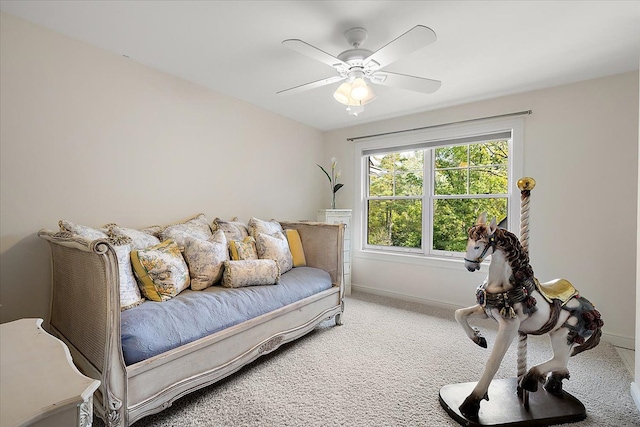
[353,117,524,263]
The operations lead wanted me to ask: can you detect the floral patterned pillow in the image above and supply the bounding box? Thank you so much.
[59,220,109,240]
[212,217,249,242]
[103,224,160,250]
[229,236,258,260]
[130,239,190,302]
[59,220,143,310]
[248,217,283,239]
[255,231,293,274]
[222,259,280,288]
[160,213,212,250]
[113,244,145,309]
[183,230,229,291]
[139,225,163,239]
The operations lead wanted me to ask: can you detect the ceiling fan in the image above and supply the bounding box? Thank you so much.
[277,25,441,116]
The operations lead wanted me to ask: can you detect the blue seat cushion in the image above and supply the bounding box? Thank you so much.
[120,267,332,365]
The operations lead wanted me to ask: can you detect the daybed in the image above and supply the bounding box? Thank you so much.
[38,217,344,427]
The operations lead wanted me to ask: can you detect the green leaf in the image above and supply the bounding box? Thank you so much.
[333,183,344,193]
[317,165,332,183]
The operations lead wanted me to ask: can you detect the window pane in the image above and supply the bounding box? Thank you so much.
[432,198,508,252]
[369,172,393,196]
[470,140,509,166]
[469,166,508,194]
[369,151,423,197]
[367,199,422,248]
[395,171,423,196]
[434,169,467,195]
[435,145,468,169]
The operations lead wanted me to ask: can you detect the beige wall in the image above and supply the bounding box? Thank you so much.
[2,11,638,350]
[325,71,639,348]
[0,13,326,323]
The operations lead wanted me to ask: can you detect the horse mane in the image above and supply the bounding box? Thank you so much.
[493,228,535,286]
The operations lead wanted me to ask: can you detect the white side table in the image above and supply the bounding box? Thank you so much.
[0,318,100,427]
[317,209,352,295]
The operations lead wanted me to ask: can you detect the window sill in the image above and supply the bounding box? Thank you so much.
[354,249,490,272]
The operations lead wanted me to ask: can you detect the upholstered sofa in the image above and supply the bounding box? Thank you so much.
[38,215,344,427]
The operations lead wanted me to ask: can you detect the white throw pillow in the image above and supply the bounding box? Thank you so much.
[255,231,293,274]
[222,259,280,288]
[161,213,213,249]
[183,230,229,291]
[248,217,283,239]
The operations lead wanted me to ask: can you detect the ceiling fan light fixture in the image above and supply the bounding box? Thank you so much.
[350,77,369,100]
[333,82,352,105]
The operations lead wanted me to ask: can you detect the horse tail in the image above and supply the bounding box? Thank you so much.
[571,325,602,357]
[564,295,603,357]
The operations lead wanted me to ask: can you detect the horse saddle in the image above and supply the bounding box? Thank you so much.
[534,278,578,306]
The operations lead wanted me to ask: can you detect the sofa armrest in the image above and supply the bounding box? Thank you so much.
[38,229,127,419]
[279,221,344,290]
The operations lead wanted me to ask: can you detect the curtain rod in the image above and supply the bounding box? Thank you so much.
[346,110,532,142]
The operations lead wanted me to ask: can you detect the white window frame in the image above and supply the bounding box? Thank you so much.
[353,117,524,265]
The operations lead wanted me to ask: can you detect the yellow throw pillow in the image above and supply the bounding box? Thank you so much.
[130,239,190,302]
[229,236,258,261]
[285,229,306,267]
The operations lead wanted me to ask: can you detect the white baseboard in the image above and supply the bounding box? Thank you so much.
[632,382,640,411]
[351,283,463,312]
[603,333,635,350]
[351,283,635,349]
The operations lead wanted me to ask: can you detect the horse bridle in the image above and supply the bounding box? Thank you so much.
[464,233,496,264]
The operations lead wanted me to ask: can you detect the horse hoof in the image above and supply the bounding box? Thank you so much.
[544,378,563,395]
[476,336,487,348]
[544,372,569,395]
[459,396,481,419]
[519,374,539,392]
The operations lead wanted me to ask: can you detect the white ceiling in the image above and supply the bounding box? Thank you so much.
[1,1,639,131]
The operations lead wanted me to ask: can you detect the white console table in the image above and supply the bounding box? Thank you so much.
[0,318,100,427]
[317,209,352,295]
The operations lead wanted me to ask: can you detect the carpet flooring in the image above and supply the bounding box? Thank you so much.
[95,291,639,426]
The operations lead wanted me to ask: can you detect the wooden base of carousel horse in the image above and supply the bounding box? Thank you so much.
[439,378,586,426]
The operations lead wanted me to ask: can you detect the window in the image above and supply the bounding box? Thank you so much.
[355,118,523,259]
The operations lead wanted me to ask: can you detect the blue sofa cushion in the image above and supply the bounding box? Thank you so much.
[120,266,332,365]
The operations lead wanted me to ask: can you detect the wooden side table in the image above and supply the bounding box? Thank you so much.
[0,318,101,427]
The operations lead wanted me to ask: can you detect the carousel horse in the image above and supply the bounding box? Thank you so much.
[454,212,603,419]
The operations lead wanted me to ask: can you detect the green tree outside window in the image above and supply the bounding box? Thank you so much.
[366,141,509,253]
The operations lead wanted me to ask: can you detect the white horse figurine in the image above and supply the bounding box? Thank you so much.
[455,213,603,419]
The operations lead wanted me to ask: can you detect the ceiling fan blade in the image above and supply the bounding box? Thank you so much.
[364,25,437,70]
[370,71,441,94]
[282,39,349,70]
[277,75,345,96]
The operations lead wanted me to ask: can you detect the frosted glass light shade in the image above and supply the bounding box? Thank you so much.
[350,78,369,100]
[333,82,352,105]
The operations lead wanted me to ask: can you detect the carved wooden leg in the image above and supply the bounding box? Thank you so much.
[105,389,125,427]
[335,300,344,326]
[79,397,93,427]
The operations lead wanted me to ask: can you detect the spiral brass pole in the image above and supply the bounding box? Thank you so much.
[516,177,536,407]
